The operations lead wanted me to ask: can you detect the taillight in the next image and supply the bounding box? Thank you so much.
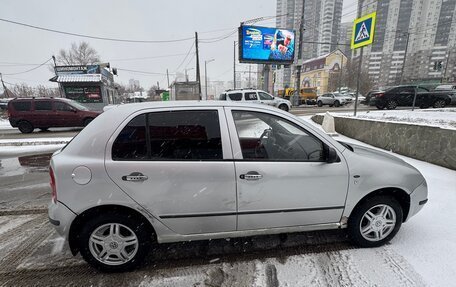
[50,167,57,204]
[375,93,385,98]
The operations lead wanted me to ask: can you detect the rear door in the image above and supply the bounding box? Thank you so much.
[105,107,237,235]
[225,107,349,230]
[244,91,260,104]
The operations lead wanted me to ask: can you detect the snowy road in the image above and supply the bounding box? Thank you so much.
[0,127,455,286]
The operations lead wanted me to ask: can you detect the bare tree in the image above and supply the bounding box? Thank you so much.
[55,42,101,66]
[10,83,60,98]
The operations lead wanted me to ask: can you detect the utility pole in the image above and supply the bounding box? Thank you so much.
[166,69,170,88]
[52,55,63,98]
[294,0,306,107]
[354,0,364,117]
[399,31,411,85]
[248,64,251,88]
[195,32,202,100]
[233,41,237,89]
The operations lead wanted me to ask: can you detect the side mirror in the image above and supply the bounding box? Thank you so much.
[326,146,338,163]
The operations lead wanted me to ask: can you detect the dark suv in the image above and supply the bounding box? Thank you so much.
[368,86,452,110]
[8,98,101,133]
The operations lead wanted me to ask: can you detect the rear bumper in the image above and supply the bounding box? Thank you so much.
[48,201,77,238]
[406,180,428,221]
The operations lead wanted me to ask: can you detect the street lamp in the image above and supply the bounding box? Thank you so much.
[205,59,215,100]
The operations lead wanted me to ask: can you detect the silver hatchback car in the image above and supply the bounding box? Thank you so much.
[48,101,428,272]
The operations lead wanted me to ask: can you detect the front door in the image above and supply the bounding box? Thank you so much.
[258,91,275,106]
[54,101,80,127]
[105,107,237,235]
[225,108,349,230]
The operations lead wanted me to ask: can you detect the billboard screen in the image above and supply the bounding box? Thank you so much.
[239,25,295,64]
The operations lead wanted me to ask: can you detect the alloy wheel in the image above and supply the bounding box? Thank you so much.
[359,204,396,242]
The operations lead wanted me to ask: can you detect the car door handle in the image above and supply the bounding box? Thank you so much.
[240,171,263,180]
[122,172,148,182]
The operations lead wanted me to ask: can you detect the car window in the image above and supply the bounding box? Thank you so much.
[228,93,242,101]
[244,92,258,101]
[232,110,324,161]
[12,101,31,111]
[35,101,53,111]
[55,101,74,112]
[417,87,429,93]
[219,93,226,100]
[112,110,222,161]
[112,114,148,160]
[258,92,273,100]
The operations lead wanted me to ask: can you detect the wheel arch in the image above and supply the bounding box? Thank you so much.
[349,187,410,223]
[68,204,156,256]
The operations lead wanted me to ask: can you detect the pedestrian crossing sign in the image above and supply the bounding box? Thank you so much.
[351,12,376,49]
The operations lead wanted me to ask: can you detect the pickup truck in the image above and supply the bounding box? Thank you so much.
[368,85,452,109]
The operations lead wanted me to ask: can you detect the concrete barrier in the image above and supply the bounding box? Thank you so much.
[312,114,456,170]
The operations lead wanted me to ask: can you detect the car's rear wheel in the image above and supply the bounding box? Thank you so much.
[433,99,446,108]
[334,101,341,107]
[317,101,323,107]
[18,121,34,133]
[83,118,94,127]
[78,212,152,272]
[278,104,289,112]
[348,196,403,248]
[386,100,398,110]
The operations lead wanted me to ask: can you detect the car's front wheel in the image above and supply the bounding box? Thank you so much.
[78,212,152,272]
[433,99,447,108]
[334,101,341,107]
[278,104,289,112]
[83,118,94,127]
[317,101,323,107]
[348,196,403,248]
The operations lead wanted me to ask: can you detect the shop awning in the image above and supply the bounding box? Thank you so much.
[49,74,102,83]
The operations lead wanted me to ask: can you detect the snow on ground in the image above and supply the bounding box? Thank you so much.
[0,118,14,130]
[331,108,456,130]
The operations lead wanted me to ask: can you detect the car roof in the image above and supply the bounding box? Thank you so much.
[105,101,279,113]
[11,97,65,101]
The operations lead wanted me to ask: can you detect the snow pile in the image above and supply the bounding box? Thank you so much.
[334,108,456,130]
[0,118,14,130]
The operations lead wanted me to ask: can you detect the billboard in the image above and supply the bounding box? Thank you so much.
[239,25,295,64]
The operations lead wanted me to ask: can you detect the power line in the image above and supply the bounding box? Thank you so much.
[110,53,190,62]
[2,58,52,75]
[174,43,195,72]
[0,17,195,44]
[117,68,175,76]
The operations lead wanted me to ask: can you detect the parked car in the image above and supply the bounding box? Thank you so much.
[368,86,452,109]
[8,97,101,133]
[317,92,352,107]
[344,92,366,104]
[48,101,428,272]
[220,89,292,111]
[434,84,456,104]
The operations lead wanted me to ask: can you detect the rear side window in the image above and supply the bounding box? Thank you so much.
[245,92,258,100]
[112,114,147,160]
[112,110,222,161]
[228,93,242,101]
[35,101,53,111]
[12,101,31,111]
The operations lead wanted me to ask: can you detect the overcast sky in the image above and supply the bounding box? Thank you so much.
[0,0,357,90]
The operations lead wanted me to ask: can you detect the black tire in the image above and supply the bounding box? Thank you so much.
[39,127,49,132]
[278,104,289,112]
[317,101,323,107]
[433,99,446,108]
[386,100,397,110]
[18,121,34,133]
[78,212,153,272]
[334,101,341,107]
[376,104,385,110]
[83,118,94,127]
[348,196,403,248]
